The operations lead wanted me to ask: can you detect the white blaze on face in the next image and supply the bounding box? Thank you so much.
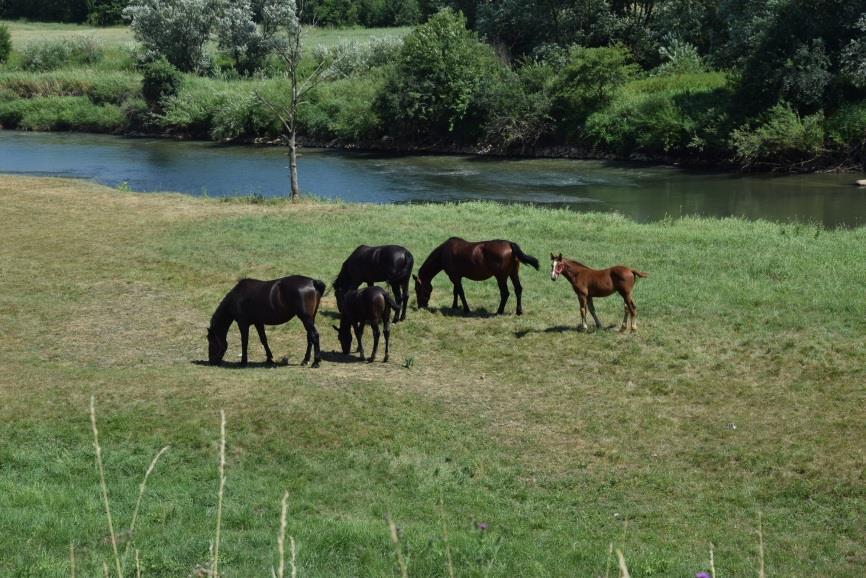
[550,259,561,280]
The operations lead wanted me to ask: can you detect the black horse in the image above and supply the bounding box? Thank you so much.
[333,286,399,363]
[333,245,413,323]
[207,276,325,367]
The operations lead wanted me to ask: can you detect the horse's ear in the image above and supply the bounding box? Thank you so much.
[331,324,339,332]
[550,252,555,260]
[557,253,563,260]
[412,274,418,282]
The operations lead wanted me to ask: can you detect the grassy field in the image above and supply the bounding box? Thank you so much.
[0,175,864,577]
[1,19,409,51]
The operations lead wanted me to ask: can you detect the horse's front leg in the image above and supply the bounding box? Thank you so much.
[587,297,603,330]
[255,323,273,363]
[353,322,365,359]
[239,322,250,366]
[496,276,510,315]
[451,283,459,309]
[454,278,470,314]
[382,316,390,363]
[577,294,589,332]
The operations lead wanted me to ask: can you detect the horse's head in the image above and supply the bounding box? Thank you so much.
[550,253,565,281]
[332,323,353,355]
[413,274,432,308]
[207,327,227,365]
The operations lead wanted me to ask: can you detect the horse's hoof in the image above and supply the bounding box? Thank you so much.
[311,360,320,368]
[265,358,275,365]
[516,310,523,316]
[301,359,309,366]
[383,356,389,363]
[366,357,374,363]
[240,360,248,367]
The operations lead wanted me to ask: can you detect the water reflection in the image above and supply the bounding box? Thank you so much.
[1,130,863,227]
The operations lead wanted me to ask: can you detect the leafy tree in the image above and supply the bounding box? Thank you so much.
[213,0,291,75]
[842,14,866,88]
[376,8,500,141]
[141,57,182,110]
[122,0,217,73]
[255,0,341,199]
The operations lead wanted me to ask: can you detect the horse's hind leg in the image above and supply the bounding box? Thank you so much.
[368,321,380,363]
[400,278,409,321]
[509,269,523,315]
[587,297,603,330]
[254,323,273,363]
[299,315,321,367]
[496,275,510,315]
[390,281,402,324]
[620,302,630,332]
[627,295,638,332]
[239,322,250,366]
[382,317,390,363]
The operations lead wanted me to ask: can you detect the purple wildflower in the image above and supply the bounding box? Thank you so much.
[476,522,488,531]
[695,572,711,578]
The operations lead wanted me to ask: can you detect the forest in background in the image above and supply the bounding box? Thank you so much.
[1,1,866,170]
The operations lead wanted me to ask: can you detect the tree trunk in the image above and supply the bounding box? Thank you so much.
[289,129,299,201]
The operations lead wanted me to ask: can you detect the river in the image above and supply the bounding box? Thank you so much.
[1,130,864,227]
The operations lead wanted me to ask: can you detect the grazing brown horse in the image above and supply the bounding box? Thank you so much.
[332,286,399,363]
[207,276,325,367]
[414,238,539,315]
[550,253,647,332]
[333,244,414,323]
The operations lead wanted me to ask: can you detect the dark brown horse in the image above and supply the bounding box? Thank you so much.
[334,245,414,323]
[332,286,399,363]
[550,253,647,332]
[207,276,325,367]
[414,238,539,315]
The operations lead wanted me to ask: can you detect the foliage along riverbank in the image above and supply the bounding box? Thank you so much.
[2,5,866,172]
[1,174,865,576]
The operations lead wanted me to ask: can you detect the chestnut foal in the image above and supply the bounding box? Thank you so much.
[550,253,647,332]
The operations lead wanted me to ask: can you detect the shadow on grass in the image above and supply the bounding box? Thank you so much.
[320,351,367,364]
[514,324,618,338]
[428,306,500,318]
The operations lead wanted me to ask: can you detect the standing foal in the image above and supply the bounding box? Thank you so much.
[550,253,647,332]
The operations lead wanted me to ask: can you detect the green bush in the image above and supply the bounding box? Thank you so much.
[825,101,866,160]
[0,71,140,105]
[376,8,502,142]
[0,96,123,132]
[731,102,825,169]
[0,24,11,65]
[300,75,384,142]
[19,37,104,71]
[584,72,732,157]
[158,78,228,137]
[550,45,637,140]
[141,57,182,110]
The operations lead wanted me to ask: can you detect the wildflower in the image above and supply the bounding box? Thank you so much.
[695,572,711,578]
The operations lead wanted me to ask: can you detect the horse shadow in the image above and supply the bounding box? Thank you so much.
[320,350,367,364]
[513,324,618,338]
[430,306,499,319]
[190,359,294,369]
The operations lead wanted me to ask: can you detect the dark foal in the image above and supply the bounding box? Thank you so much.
[334,244,414,323]
[414,238,539,315]
[333,286,400,362]
[207,276,325,367]
[550,253,647,332]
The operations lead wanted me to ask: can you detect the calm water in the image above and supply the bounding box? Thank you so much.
[1,130,864,227]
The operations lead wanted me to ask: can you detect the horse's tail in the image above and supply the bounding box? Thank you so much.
[632,270,648,279]
[383,291,400,312]
[313,279,327,297]
[510,242,540,270]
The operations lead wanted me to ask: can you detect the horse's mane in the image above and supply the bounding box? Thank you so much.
[418,241,446,280]
[210,290,235,331]
[565,258,591,270]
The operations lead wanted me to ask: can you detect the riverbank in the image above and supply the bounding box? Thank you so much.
[1,175,863,576]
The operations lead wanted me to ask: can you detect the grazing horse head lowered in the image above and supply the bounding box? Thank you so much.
[207,276,325,367]
[414,238,539,315]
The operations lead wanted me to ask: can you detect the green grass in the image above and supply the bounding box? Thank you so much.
[0,176,864,577]
[1,20,409,52]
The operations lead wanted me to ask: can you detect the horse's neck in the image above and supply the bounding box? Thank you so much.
[210,298,234,337]
[563,261,589,283]
[418,246,443,282]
